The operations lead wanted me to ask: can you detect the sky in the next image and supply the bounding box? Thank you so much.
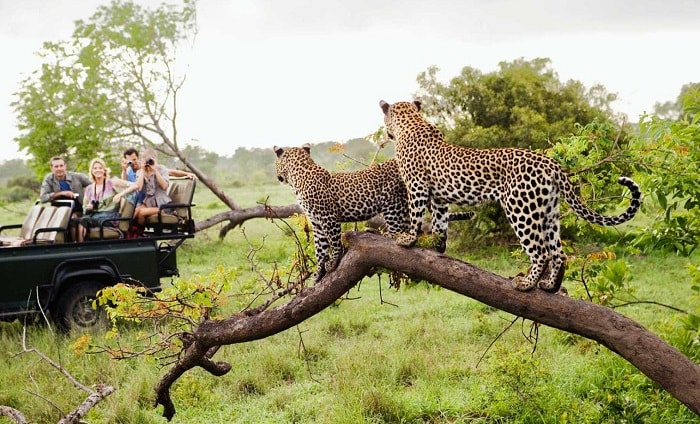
[1,0,699,161]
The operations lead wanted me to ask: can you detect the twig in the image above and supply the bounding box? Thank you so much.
[611,300,688,314]
[296,326,321,383]
[475,315,520,368]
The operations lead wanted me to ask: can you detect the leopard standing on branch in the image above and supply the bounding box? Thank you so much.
[378,99,641,293]
[274,144,472,281]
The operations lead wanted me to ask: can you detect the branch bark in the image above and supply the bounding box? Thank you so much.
[154,231,700,420]
[194,204,303,237]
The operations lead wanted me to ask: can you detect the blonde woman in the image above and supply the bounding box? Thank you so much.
[75,158,138,242]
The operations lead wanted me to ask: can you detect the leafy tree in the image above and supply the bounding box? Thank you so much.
[653,82,700,121]
[416,57,619,150]
[13,0,197,177]
[632,86,700,255]
[11,0,308,237]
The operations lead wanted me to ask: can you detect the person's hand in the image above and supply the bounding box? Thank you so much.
[114,193,122,204]
[86,202,94,212]
[56,190,74,199]
[121,158,128,171]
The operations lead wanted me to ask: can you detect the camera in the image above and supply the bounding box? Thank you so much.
[146,158,155,166]
[91,200,100,210]
[127,160,134,168]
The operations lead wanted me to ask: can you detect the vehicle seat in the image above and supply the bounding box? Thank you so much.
[144,177,196,235]
[0,203,45,246]
[87,196,135,240]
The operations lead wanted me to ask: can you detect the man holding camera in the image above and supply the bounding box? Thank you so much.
[121,147,196,186]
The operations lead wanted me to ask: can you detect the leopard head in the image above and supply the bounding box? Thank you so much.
[274,143,312,184]
[379,99,422,140]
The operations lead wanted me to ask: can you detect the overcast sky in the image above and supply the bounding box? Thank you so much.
[1,0,699,161]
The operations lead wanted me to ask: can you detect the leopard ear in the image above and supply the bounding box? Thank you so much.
[274,146,284,157]
[380,100,390,114]
[301,143,311,153]
[412,98,422,111]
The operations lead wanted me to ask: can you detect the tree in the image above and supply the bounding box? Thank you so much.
[137,231,699,420]
[632,86,700,255]
[12,0,300,235]
[653,82,700,121]
[415,57,619,150]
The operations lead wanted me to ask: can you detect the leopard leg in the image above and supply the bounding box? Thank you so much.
[539,198,566,293]
[310,218,330,282]
[395,180,429,248]
[504,203,548,291]
[323,221,344,275]
[429,200,449,253]
[383,199,410,237]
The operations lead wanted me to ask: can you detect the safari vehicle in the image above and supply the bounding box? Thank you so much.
[0,177,196,331]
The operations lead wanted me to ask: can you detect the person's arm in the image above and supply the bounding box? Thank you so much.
[111,178,137,204]
[135,168,145,191]
[154,164,169,190]
[82,185,93,214]
[39,175,53,203]
[169,169,196,179]
[39,175,73,203]
[120,158,129,180]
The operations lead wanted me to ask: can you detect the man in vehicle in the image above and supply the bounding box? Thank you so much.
[40,156,91,219]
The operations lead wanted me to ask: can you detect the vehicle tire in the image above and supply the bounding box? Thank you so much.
[53,281,107,332]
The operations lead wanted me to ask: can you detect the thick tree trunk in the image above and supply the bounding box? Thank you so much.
[154,231,700,420]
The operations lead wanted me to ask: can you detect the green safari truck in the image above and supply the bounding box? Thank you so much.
[0,177,196,330]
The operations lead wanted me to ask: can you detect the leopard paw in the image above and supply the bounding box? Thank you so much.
[394,232,417,248]
[512,274,537,291]
[324,254,341,273]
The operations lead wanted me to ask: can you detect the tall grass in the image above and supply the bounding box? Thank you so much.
[0,185,698,423]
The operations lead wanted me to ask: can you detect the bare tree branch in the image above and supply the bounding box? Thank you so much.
[153,231,700,420]
[58,384,115,424]
[0,407,27,424]
[194,204,303,237]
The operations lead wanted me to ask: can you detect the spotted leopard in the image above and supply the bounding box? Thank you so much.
[274,144,472,281]
[379,99,641,293]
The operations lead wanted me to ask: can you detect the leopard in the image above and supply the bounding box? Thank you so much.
[274,144,472,281]
[379,99,642,293]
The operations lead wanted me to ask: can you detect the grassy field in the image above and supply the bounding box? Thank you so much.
[0,184,699,423]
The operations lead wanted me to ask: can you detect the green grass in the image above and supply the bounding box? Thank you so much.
[1,186,699,423]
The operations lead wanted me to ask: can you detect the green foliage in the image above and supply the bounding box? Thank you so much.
[94,265,236,359]
[672,264,700,361]
[565,249,636,305]
[12,0,197,178]
[631,87,700,256]
[0,186,697,421]
[416,57,617,151]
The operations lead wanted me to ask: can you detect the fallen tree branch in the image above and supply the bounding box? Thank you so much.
[58,384,115,424]
[194,204,303,237]
[0,406,27,424]
[154,231,700,419]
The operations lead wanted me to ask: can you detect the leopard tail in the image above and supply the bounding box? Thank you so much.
[559,172,641,226]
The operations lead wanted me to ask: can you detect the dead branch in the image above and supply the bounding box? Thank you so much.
[0,407,27,424]
[194,204,303,238]
[58,384,116,424]
[153,231,700,420]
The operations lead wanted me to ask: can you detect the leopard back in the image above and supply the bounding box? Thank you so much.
[379,99,641,293]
